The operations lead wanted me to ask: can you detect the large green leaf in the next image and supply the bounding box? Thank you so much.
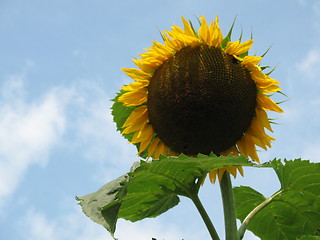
[77,175,128,238]
[297,236,320,240]
[79,154,253,238]
[111,154,252,221]
[234,159,320,240]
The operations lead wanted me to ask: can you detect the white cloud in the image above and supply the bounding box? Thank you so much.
[67,81,140,183]
[23,210,57,240]
[23,207,106,240]
[22,205,204,240]
[0,78,67,208]
[297,48,320,80]
[0,73,138,210]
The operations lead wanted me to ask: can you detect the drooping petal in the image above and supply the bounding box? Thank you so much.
[237,134,260,163]
[147,137,160,158]
[122,112,148,134]
[131,123,154,144]
[153,141,167,159]
[255,106,273,132]
[209,170,218,183]
[122,106,148,128]
[257,94,284,113]
[226,167,237,179]
[138,131,154,154]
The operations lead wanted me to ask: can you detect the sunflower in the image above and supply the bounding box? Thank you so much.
[112,16,284,183]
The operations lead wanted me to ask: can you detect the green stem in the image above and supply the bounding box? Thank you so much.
[219,172,239,240]
[237,190,282,239]
[191,194,220,240]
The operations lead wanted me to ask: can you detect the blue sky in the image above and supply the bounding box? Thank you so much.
[1,0,320,239]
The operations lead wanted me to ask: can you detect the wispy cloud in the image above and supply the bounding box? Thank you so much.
[22,204,207,240]
[22,207,106,240]
[0,78,67,209]
[297,48,320,80]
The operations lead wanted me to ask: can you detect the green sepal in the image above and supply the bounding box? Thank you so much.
[189,19,199,38]
[111,90,135,137]
[221,16,237,48]
[261,45,272,58]
[111,90,149,158]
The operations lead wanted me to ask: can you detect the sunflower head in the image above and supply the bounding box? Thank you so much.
[112,16,284,182]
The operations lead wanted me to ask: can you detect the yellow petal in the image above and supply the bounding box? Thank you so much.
[242,55,262,65]
[132,58,161,73]
[152,40,174,58]
[122,68,152,81]
[250,70,280,87]
[208,15,223,47]
[154,141,167,159]
[225,39,254,56]
[138,131,154,154]
[226,167,237,179]
[237,166,244,177]
[237,134,260,163]
[163,33,183,50]
[147,137,160,157]
[122,80,149,92]
[181,16,196,37]
[131,124,154,143]
[122,106,147,128]
[122,112,148,134]
[218,168,227,182]
[198,15,209,44]
[118,89,147,106]
[209,170,218,183]
[166,29,199,47]
[240,56,263,71]
[257,94,284,113]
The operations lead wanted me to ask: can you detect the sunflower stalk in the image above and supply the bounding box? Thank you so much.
[220,172,239,240]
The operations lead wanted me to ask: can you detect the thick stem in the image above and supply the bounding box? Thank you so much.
[191,194,220,240]
[220,172,239,240]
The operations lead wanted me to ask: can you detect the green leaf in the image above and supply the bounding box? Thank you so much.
[235,159,320,240]
[77,174,128,239]
[233,186,266,221]
[297,236,320,240]
[80,154,253,238]
[77,162,141,239]
[111,91,135,138]
[111,91,148,158]
[105,154,253,223]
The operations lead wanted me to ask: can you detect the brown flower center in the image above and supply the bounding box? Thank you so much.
[147,45,257,155]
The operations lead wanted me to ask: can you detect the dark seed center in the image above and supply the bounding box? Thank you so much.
[147,45,257,155]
